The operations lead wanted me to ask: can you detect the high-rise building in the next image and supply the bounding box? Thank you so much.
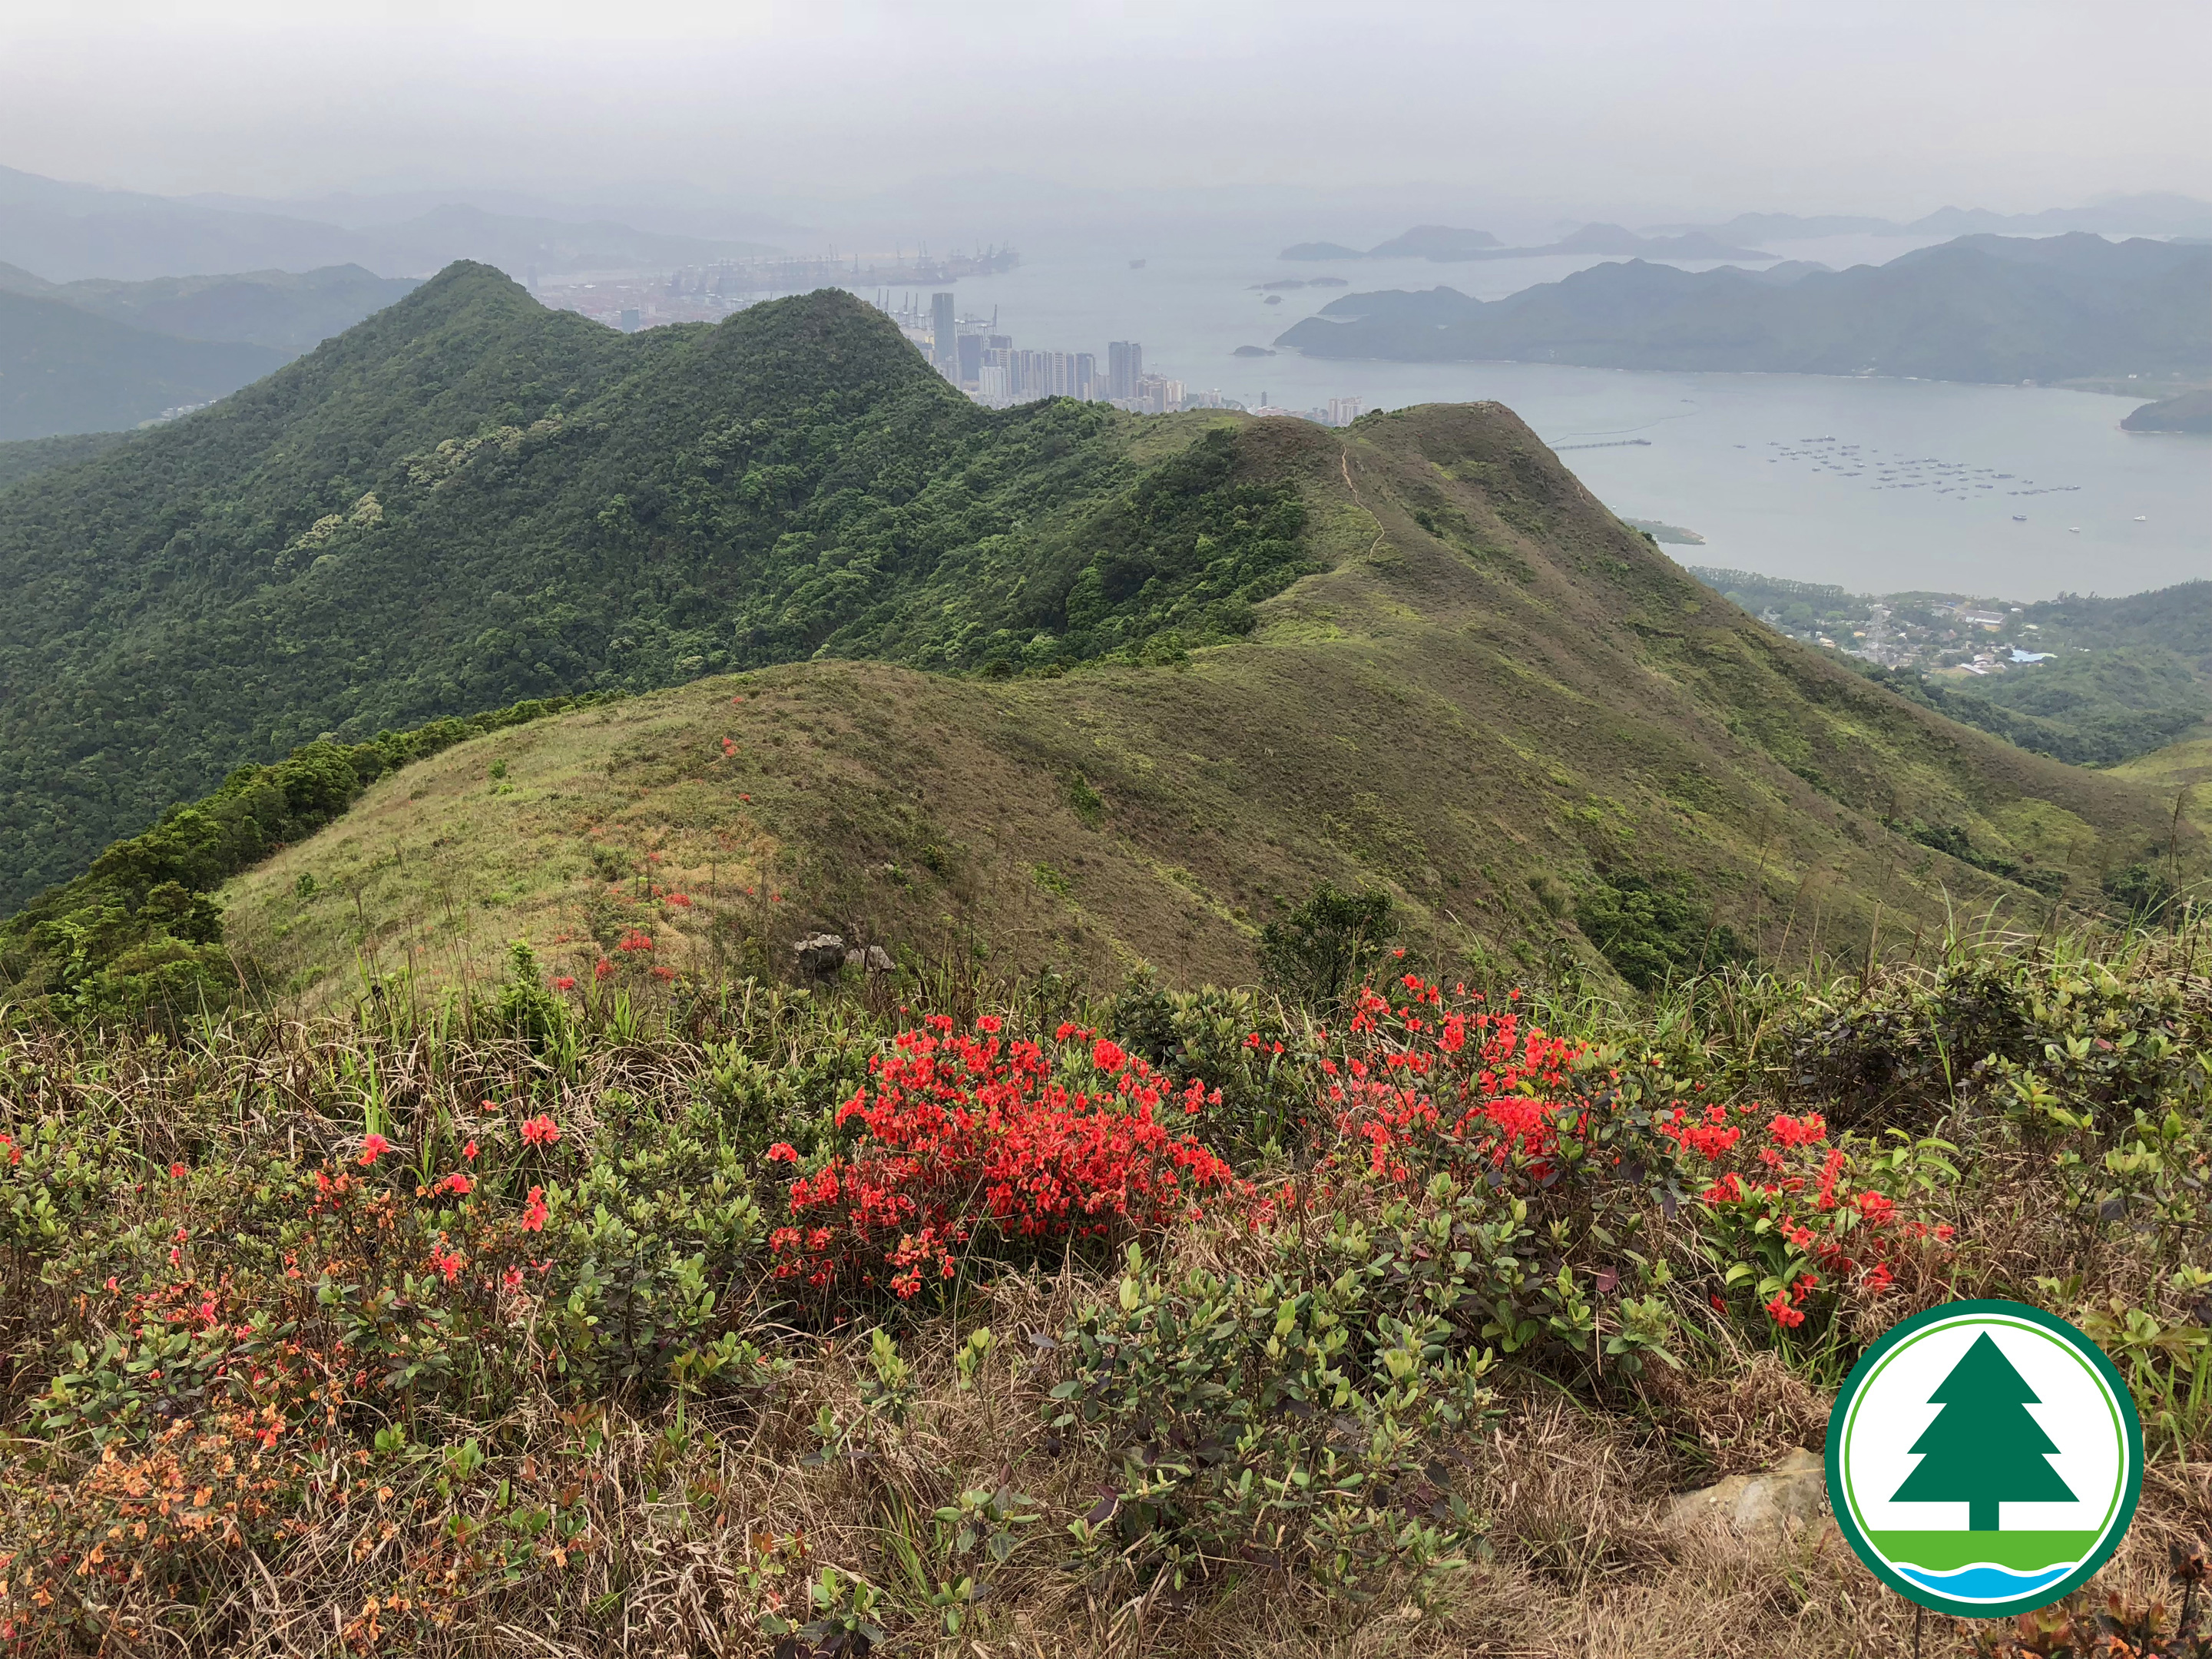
[619,308,641,333]
[1074,353,1097,401]
[1326,396,1365,427]
[1108,340,1143,400]
[957,333,983,386]
[931,293,956,375]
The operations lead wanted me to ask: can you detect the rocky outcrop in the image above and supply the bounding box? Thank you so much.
[1663,1448,1827,1538]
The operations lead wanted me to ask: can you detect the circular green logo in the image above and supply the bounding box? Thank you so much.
[1828,1299,2142,1618]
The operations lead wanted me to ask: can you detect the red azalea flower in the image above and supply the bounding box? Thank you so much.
[357,1133,390,1166]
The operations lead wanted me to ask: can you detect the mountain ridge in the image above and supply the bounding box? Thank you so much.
[1276,233,2211,382]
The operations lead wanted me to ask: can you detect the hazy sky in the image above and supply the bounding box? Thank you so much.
[4,0,2207,224]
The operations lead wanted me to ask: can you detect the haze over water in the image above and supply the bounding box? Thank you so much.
[931,229,2210,601]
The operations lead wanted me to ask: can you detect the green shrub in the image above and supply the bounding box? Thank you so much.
[1572,871,1746,992]
[1259,882,1395,1010]
[1051,1229,1495,1601]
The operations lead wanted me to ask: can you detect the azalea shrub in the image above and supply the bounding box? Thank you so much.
[1229,972,1961,1370]
[766,1015,1237,1306]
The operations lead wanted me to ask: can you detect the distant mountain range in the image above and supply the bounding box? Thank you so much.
[0,288,284,441]
[1653,193,2212,242]
[1282,222,1772,263]
[0,261,419,354]
[1276,233,2212,384]
[0,164,783,282]
[0,263,425,439]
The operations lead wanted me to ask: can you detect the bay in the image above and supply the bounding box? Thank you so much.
[923,233,2207,601]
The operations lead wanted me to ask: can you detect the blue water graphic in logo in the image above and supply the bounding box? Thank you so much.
[1896,1563,2076,1601]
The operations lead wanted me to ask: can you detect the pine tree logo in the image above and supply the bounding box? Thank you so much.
[1889,1332,2077,1530]
[1830,1301,2141,1619]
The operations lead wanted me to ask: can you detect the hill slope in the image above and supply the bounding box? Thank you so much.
[198,402,2195,1010]
[1278,234,2212,383]
[0,260,422,355]
[2123,389,2212,432]
[0,287,285,439]
[4,276,2197,1012]
[0,267,1309,906]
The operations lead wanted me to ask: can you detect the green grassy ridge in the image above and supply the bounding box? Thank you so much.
[203,403,2196,1011]
[3,280,2197,1012]
[0,267,1303,910]
[0,693,608,1022]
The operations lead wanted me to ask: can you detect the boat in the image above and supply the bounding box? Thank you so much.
[1128,259,1146,270]
[2012,515,2027,522]
[2068,526,2081,533]
[2134,515,2147,522]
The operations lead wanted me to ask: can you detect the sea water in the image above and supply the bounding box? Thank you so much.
[926,231,2209,601]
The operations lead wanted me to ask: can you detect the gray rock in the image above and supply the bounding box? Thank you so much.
[1664,1448,1826,1537]
[846,945,895,973]
[792,933,847,975]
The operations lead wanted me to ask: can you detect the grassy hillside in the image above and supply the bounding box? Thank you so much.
[177,404,2195,1014]
[0,286,283,439]
[1279,233,2212,383]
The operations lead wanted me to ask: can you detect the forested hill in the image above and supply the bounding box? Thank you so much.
[0,266,1311,908]
[1277,233,2212,382]
[0,286,286,439]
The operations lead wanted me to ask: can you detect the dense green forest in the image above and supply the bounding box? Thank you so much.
[1279,233,2211,382]
[1861,651,2210,769]
[0,266,1306,909]
[0,426,135,488]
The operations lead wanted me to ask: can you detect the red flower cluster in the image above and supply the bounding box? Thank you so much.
[1324,979,1588,1182]
[519,1114,561,1147]
[767,1015,1234,1302]
[1657,1104,1743,1162]
[1685,1107,1943,1324]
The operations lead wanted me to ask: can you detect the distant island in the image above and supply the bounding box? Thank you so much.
[1618,516,1705,545]
[1232,345,1275,356]
[2122,389,2212,432]
[1280,221,1773,263]
[1649,193,2212,242]
[1366,225,1502,259]
[1275,233,2212,385]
